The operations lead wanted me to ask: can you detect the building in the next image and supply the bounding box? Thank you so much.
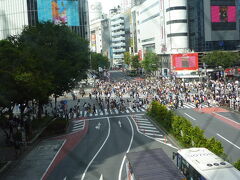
[188,0,240,52]
[0,0,89,40]
[90,16,111,58]
[89,1,103,22]
[130,0,189,76]
[110,8,130,67]
[131,0,146,7]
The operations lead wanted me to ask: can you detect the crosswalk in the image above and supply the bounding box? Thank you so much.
[133,115,167,143]
[176,102,211,109]
[79,107,147,118]
[71,120,85,132]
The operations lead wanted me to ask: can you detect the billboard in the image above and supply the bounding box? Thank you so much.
[210,0,236,30]
[37,0,80,26]
[172,53,198,71]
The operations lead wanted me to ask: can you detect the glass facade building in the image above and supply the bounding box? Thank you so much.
[188,0,240,52]
[0,0,89,40]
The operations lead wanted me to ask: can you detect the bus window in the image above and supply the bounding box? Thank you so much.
[181,158,190,178]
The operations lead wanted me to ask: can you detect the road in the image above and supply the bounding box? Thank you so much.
[176,107,240,162]
[45,71,178,180]
[47,115,177,180]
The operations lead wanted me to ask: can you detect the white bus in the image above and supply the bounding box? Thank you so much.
[173,148,240,180]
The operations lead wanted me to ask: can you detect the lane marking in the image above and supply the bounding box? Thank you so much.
[41,139,67,180]
[118,117,134,180]
[213,112,240,125]
[217,133,240,150]
[81,118,111,180]
[184,113,196,121]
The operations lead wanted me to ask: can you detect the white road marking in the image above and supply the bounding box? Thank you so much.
[129,107,134,112]
[138,123,154,127]
[115,109,119,114]
[126,109,130,113]
[139,126,156,130]
[142,129,160,133]
[118,117,134,180]
[100,111,103,116]
[213,112,240,125]
[104,109,108,115]
[217,133,240,150]
[81,118,111,180]
[145,133,163,137]
[184,113,196,121]
[130,116,178,149]
[41,140,67,180]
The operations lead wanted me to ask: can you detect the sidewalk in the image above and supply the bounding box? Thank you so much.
[0,139,65,180]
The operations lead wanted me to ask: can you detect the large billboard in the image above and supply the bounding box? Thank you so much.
[37,0,80,26]
[211,0,236,30]
[172,53,198,71]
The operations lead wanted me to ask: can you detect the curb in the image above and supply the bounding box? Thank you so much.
[0,161,11,174]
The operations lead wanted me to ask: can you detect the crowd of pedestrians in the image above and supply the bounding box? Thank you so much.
[52,76,240,118]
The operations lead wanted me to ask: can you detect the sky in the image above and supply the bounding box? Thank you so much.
[89,0,121,15]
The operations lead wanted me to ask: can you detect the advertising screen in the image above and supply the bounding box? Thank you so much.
[172,53,198,71]
[210,0,236,30]
[37,0,80,26]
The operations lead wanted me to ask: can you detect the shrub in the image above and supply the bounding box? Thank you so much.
[148,100,225,157]
[41,118,68,137]
[234,159,240,170]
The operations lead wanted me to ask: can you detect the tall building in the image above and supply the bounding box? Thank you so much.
[110,8,130,67]
[188,0,240,51]
[89,1,103,22]
[90,16,111,58]
[131,0,146,7]
[0,0,89,40]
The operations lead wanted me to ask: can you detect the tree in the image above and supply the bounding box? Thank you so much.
[141,52,158,74]
[124,52,131,67]
[90,52,110,71]
[131,55,141,70]
[234,159,240,170]
[202,51,240,69]
[18,22,90,109]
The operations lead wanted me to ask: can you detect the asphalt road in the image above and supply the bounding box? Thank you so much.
[176,108,240,162]
[47,114,177,180]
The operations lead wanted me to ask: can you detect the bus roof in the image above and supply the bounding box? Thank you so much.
[126,148,185,180]
[178,148,240,180]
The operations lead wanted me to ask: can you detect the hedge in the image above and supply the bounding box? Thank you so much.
[147,101,224,157]
[40,118,68,137]
[234,159,240,170]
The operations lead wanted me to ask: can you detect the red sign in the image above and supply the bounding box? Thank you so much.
[172,53,198,71]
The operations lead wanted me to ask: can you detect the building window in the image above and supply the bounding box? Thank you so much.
[141,13,160,24]
[166,6,186,12]
[166,19,187,25]
[167,33,188,37]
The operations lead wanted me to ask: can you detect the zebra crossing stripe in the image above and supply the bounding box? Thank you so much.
[80,111,83,116]
[139,126,156,130]
[135,108,140,112]
[142,129,160,133]
[139,123,154,127]
[84,111,87,117]
[100,111,103,116]
[145,133,163,137]
[129,107,134,112]
[126,109,130,113]
[104,109,109,115]
[137,120,151,124]
[115,109,119,114]
[95,111,99,116]
[139,107,146,111]
[89,113,93,117]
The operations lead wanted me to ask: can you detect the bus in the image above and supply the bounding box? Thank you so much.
[173,148,240,180]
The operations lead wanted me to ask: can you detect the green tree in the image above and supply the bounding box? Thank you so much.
[18,22,90,108]
[202,51,240,68]
[124,52,131,67]
[131,55,141,70]
[141,52,158,74]
[90,52,110,71]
